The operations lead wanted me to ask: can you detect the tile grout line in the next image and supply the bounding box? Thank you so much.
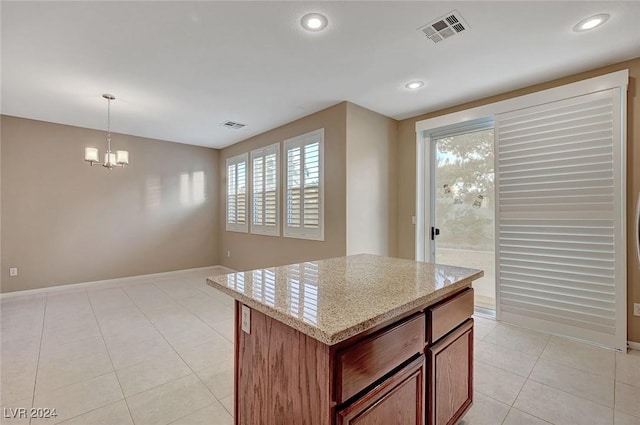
[478,331,617,384]
[151,278,232,340]
[514,379,618,424]
[479,321,531,419]
[476,330,619,424]
[142,280,231,389]
[511,335,559,425]
[499,407,511,425]
[164,402,220,425]
[52,400,126,425]
[32,335,113,394]
[475,333,538,379]
[524,372,616,411]
[28,295,48,425]
[218,395,234,417]
[86,288,135,425]
[524,371,616,411]
[525,336,619,414]
[118,278,229,419]
[484,323,618,411]
[19,274,244,423]
[480,320,557,425]
[148,277,234,351]
[28,290,128,402]
[501,407,555,425]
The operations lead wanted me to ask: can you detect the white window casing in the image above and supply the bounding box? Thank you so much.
[226,153,248,233]
[251,143,280,236]
[283,129,324,241]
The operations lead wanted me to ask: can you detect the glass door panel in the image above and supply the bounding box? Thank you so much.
[433,128,495,311]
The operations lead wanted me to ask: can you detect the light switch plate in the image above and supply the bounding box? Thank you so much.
[634,303,640,317]
[241,305,251,334]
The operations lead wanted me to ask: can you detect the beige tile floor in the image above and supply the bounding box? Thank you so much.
[1,269,639,425]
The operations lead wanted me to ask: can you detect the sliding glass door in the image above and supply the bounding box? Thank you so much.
[432,127,496,312]
[417,70,627,349]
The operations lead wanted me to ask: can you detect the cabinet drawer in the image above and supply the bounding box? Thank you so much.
[337,355,425,425]
[427,288,473,344]
[337,313,424,403]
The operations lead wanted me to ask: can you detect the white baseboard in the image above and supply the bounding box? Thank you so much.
[215,266,236,274]
[0,265,231,300]
[628,341,640,351]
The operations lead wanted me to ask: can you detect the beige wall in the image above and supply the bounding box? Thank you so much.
[346,103,398,256]
[219,103,347,271]
[396,57,640,343]
[0,116,220,293]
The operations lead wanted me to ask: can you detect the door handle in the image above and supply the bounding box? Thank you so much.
[431,227,440,241]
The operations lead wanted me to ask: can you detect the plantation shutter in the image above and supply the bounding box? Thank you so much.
[251,143,279,236]
[284,129,324,240]
[496,88,626,349]
[226,153,248,232]
[288,262,319,325]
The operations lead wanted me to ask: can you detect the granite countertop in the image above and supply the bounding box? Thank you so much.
[206,254,483,345]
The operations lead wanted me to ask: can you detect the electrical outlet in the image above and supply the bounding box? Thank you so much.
[634,303,640,317]
[9,267,18,277]
[241,305,251,334]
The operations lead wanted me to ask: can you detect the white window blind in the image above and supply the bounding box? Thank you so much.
[251,143,280,236]
[287,262,319,325]
[496,88,626,349]
[284,129,324,240]
[226,153,248,232]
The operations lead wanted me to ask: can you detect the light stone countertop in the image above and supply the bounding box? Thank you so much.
[206,254,483,345]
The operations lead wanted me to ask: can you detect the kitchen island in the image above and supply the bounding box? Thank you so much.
[207,254,483,425]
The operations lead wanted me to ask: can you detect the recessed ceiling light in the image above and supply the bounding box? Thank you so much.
[405,81,424,90]
[573,13,610,32]
[301,13,328,32]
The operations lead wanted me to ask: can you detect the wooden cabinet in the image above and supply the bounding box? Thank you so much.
[233,287,475,425]
[337,355,425,425]
[336,313,424,403]
[426,319,473,425]
[426,288,474,344]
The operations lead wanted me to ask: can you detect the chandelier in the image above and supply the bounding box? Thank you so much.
[84,94,129,169]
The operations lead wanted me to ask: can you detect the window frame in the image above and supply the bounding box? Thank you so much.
[226,152,249,233]
[250,142,280,236]
[283,129,325,241]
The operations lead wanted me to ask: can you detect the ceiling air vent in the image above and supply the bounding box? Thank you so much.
[418,10,469,44]
[220,120,246,130]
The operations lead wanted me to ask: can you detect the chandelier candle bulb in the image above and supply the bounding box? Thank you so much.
[84,147,99,163]
[116,150,129,165]
[105,152,116,166]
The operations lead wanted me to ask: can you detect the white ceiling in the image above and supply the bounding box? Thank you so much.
[2,1,639,149]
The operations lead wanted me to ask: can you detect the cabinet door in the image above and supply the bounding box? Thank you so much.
[337,355,424,425]
[427,319,473,425]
